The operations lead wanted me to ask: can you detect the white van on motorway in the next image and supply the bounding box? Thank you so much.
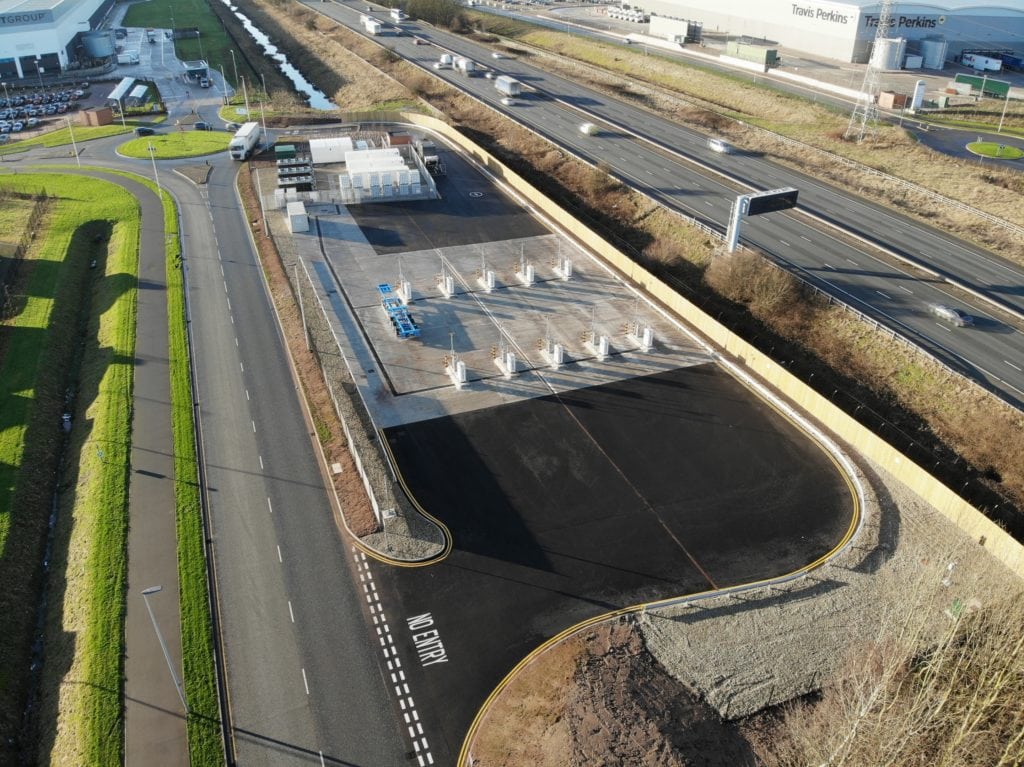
[708,138,731,153]
[579,122,599,135]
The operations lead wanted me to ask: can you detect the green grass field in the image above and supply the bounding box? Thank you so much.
[123,0,261,88]
[119,131,230,159]
[966,141,1024,159]
[0,172,138,765]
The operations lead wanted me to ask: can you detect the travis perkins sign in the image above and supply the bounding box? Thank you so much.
[0,10,53,26]
[864,13,943,29]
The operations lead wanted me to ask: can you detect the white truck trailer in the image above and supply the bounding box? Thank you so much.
[494,75,521,97]
[962,53,1002,72]
[116,52,139,65]
[228,121,260,160]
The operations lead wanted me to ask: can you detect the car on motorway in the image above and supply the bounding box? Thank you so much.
[501,96,515,106]
[930,304,973,327]
[579,122,599,135]
[708,138,731,153]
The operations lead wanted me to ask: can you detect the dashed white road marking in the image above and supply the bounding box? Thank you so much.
[898,285,913,294]
[1006,359,1022,372]
[779,240,790,247]
[351,545,434,765]
[277,545,282,563]
[267,497,273,514]
[246,389,250,400]
[301,668,310,695]
[252,420,257,433]
[259,455,264,470]
[288,601,295,623]
[876,290,890,299]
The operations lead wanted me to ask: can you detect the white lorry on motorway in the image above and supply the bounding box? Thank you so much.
[494,75,522,97]
[228,121,260,160]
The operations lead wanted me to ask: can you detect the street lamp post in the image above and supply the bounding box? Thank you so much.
[998,90,1011,135]
[117,97,127,128]
[35,56,44,89]
[147,142,161,192]
[260,71,268,99]
[66,117,80,167]
[219,64,229,105]
[241,75,250,114]
[229,49,239,88]
[140,586,188,713]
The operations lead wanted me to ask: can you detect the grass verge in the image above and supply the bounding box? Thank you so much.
[0,124,135,155]
[119,131,230,158]
[0,173,138,766]
[162,182,222,767]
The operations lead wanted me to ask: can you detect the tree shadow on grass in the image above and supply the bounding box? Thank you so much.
[1,218,136,764]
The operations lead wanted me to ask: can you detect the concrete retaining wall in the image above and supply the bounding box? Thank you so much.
[400,110,1024,578]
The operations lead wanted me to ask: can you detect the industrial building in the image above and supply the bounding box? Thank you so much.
[0,0,114,81]
[631,0,1024,65]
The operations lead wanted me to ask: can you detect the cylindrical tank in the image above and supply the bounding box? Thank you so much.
[870,37,906,71]
[920,37,948,70]
[82,30,115,58]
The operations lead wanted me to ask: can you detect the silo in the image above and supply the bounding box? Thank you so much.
[870,37,906,70]
[920,38,948,70]
[82,30,116,59]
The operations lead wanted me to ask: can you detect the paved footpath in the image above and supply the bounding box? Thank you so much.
[73,170,189,765]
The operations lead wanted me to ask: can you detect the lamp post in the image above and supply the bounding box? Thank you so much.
[260,71,268,99]
[66,117,80,167]
[241,75,250,114]
[117,96,127,128]
[997,90,1011,135]
[229,49,239,88]
[220,64,228,105]
[147,142,161,192]
[35,56,44,89]
[140,587,188,713]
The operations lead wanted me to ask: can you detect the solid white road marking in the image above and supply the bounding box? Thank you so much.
[302,668,310,695]
[288,601,295,623]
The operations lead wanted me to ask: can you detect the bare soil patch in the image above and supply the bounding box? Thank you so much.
[470,617,759,767]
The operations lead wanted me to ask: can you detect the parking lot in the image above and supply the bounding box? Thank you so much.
[0,85,91,140]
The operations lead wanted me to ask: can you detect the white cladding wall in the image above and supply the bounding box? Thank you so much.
[0,0,106,77]
[639,0,1024,63]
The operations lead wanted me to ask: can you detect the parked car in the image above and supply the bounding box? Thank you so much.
[134,126,155,136]
[930,304,973,327]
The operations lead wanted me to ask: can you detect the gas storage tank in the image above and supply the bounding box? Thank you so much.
[82,30,116,58]
[871,37,906,71]
[920,37,948,70]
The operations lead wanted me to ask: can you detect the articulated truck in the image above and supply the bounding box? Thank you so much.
[228,122,260,160]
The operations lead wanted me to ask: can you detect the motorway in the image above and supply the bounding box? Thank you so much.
[306,0,1024,407]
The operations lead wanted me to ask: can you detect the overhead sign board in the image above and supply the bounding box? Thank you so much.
[745,187,799,216]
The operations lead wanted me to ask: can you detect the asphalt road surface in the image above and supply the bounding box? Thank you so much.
[374,364,855,764]
[29,129,409,763]
[305,0,1024,408]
